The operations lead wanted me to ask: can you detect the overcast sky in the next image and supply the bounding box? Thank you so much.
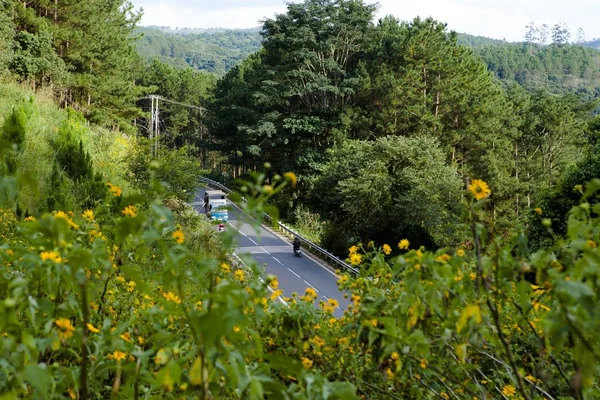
[131,0,600,42]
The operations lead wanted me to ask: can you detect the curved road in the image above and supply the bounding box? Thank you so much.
[193,189,350,317]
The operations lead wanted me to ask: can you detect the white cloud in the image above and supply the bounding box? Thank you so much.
[132,0,600,41]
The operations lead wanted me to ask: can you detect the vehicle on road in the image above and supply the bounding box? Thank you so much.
[293,237,302,257]
[205,190,229,222]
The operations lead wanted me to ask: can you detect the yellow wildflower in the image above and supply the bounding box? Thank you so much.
[468,179,491,200]
[163,292,182,304]
[89,229,105,241]
[338,274,349,285]
[107,183,122,197]
[534,207,542,215]
[348,245,359,255]
[382,244,391,255]
[112,351,127,361]
[391,352,399,360]
[24,216,36,222]
[40,251,62,263]
[86,323,100,333]
[220,263,231,273]
[435,254,451,263]
[172,229,184,244]
[234,269,245,282]
[469,272,477,281]
[127,281,136,293]
[349,253,362,266]
[370,319,378,327]
[82,209,95,222]
[456,249,465,257]
[138,336,145,345]
[120,332,132,342]
[305,287,317,299]
[284,171,297,188]
[420,359,427,369]
[301,357,313,369]
[233,326,240,333]
[398,239,410,250]
[55,318,75,340]
[386,368,395,379]
[270,289,283,301]
[502,385,516,397]
[269,276,279,289]
[587,240,597,249]
[121,205,137,218]
[54,211,79,230]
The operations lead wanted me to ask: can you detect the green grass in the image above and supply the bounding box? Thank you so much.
[0,81,134,214]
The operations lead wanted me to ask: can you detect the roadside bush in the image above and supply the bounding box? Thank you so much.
[127,139,201,202]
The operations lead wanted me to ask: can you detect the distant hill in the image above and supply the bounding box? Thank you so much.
[583,38,600,49]
[457,33,508,47]
[135,27,262,75]
[135,27,600,96]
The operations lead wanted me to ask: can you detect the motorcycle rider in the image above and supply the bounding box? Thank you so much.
[293,237,301,255]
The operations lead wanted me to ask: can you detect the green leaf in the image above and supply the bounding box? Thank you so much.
[324,381,358,399]
[156,360,181,392]
[24,364,51,399]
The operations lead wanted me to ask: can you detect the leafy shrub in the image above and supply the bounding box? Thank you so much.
[127,140,201,202]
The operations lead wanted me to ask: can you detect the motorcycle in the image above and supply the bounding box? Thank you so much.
[293,246,302,257]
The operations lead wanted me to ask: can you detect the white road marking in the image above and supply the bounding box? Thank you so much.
[304,281,319,292]
[287,268,300,278]
[260,247,270,255]
[249,238,258,245]
[273,257,284,265]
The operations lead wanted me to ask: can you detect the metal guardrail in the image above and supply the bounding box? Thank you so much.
[199,176,359,276]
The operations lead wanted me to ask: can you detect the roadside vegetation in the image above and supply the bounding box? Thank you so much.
[1,0,600,398]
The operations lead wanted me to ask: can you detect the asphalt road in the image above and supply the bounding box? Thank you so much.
[193,189,350,317]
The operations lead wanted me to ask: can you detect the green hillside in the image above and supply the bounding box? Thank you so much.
[135,26,262,75]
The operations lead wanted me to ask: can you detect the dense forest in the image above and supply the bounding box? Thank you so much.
[1,0,600,398]
[135,24,600,94]
[135,26,262,75]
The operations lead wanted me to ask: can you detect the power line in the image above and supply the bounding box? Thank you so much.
[146,95,206,112]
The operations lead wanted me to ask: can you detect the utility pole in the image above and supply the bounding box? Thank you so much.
[149,95,160,157]
[146,94,207,158]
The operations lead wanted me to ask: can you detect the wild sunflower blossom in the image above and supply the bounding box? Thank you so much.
[284,171,297,187]
[301,357,313,369]
[172,229,184,244]
[502,385,516,397]
[468,179,491,200]
[111,351,127,361]
[86,323,100,333]
[107,182,122,197]
[398,239,410,250]
[234,269,245,282]
[349,253,362,266]
[121,205,137,218]
[55,318,75,340]
[40,251,62,263]
[162,291,182,304]
[82,209,95,222]
[382,244,392,255]
[54,211,79,230]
